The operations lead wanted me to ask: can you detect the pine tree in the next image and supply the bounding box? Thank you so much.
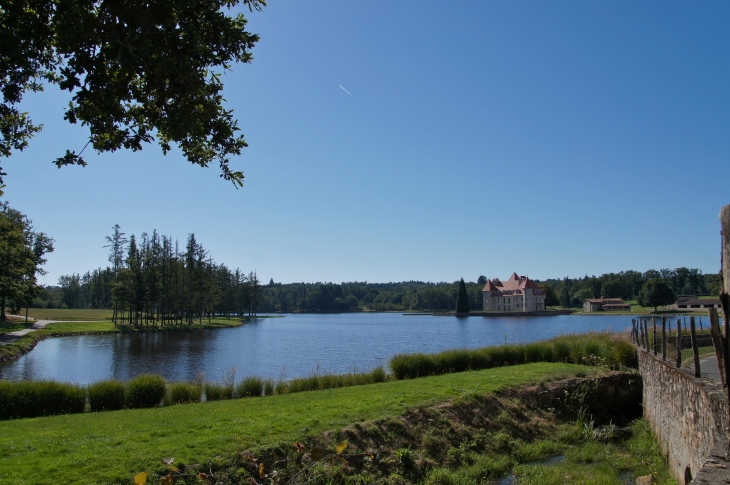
[455,278,470,314]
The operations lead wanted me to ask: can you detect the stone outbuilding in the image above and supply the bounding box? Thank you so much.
[666,296,722,311]
[582,298,631,312]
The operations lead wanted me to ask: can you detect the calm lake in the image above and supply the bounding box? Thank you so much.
[0,313,636,384]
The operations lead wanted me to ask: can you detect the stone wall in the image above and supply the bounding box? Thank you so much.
[639,350,730,484]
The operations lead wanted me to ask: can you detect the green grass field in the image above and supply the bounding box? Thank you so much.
[43,320,118,333]
[0,362,595,484]
[26,308,114,320]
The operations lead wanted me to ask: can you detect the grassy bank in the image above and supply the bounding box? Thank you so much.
[0,363,597,484]
[190,373,664,485]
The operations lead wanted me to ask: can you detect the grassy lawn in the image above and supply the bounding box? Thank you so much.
[681,345,717,366]
[0,317,35,334]
[0,362,595,485]
[26,308,114,321]
[43,321,118,333]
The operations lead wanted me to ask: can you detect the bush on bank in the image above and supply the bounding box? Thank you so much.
[0,380,85,419]
[88,380,125,412]
[126,374,167,408]
[389,332,636,379]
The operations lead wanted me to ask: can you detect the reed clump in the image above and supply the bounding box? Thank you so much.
[0,380,86,419]
[88,380,125,412]
[237,376,264,398]
[284,366,388,393]
[126,374,167,408]
[204,382,234,401]
[390,332,636,379]
[166,382,202,405]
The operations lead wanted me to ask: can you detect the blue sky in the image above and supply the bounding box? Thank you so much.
[3,1,729,285]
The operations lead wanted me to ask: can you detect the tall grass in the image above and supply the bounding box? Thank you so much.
[283,366,387,393]
[166,382,202,405]
[88,380,125,412]
[0,381,86,419]
[126,374,166,408]
[204,382,234,401]
[0,366,390,420]
[390,332,636,379]
[237,377,264,398]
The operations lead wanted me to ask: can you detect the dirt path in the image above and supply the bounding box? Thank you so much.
[0,318,84,346]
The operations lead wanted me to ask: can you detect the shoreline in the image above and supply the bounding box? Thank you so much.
[0,318,253,362]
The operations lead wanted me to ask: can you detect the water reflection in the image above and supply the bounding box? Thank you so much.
[0,313,633,384]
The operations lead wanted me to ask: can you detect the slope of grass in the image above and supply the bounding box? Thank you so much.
[0,362,595,485]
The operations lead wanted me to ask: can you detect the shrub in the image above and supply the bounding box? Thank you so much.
[524,343,544,363]
[389,332,636,380]
[167,382,202,405]
[288,375,319,393]
[237,376,263,398]
[263,379,275,396]
[369,366,386,383]
[274,381,289,394]
[203,382,222,401]
[391,353,435,379]
[610,339,637,368]
[126,374,166,408]
[88,380,125,412]
[0,380,85,420]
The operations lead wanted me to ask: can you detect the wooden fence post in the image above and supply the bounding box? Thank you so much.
[709,308,726,387]
[653,317,657,356]
[631,319,637,345]
[639,319,644,348]
[690,316,701,377]
[676,319,682,368]
[662,315,667,361]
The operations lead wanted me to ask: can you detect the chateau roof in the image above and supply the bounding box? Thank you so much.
[482,274,540,292]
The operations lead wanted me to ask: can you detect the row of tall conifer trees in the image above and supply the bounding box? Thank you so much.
[60,225,263,325]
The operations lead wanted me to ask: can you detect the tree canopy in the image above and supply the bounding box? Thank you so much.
[0,202,53,319]
[637,278,676,312]
[0,0,265,192]
[455,278,469,314]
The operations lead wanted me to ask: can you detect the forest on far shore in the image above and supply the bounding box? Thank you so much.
[35,247,719,315]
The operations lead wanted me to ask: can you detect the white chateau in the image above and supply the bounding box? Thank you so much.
[482,273,546,312]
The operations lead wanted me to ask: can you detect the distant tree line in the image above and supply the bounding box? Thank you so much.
[36,243,719,315]
[536,267,720,308]
[258,280,485,313]
[37,225,264,325]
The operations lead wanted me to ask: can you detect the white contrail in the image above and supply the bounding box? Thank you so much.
[339,84,354,98]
